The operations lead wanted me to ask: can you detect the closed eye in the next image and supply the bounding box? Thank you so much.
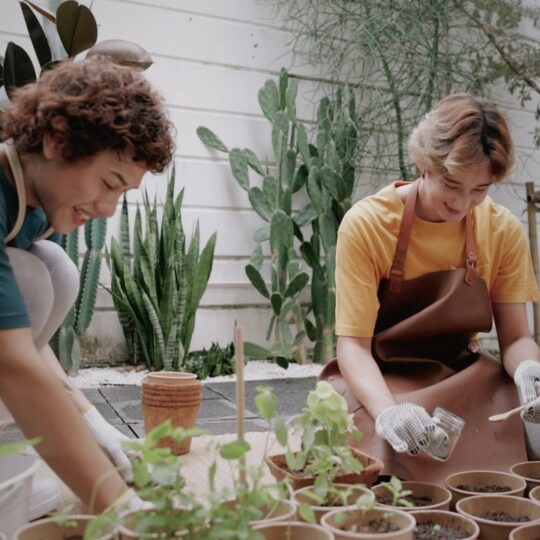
[102,179,114,191]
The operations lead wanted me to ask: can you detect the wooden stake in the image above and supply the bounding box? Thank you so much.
[235,326,247,486]
[526,182,540,342]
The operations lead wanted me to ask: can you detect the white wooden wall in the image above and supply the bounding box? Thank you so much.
[1,0,540,361]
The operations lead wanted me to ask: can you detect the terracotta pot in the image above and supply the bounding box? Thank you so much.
[253,521,334,539]
[321,506,415,539]
[372,481,451,512]
[529,485,540,503]
[511,461,540,495]
[510,522,540,540]
[445,469,526,509]
[266,447,384,490]
[410,509,479,540]
[14,515,109,540]
[456,494,540,540]
[293,484,372,524]
[222,498,297,526]
[141,372,202,455]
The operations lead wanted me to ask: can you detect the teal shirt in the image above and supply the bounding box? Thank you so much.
[0,165,62,329]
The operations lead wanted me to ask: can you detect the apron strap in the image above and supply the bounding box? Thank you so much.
[388,180,478,292]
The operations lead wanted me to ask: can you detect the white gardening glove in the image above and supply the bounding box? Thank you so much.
[105,488,154,514]
[375,403,436,455]
[514,360,540,423]
[82,405,134,483]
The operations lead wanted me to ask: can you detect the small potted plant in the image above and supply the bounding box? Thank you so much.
[266,382,383,491]
[410,510,479,540]
[510,461,540,495]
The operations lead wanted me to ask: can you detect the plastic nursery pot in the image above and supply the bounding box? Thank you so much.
[510,521,540,540]
[372,481,452,512]
[118,510,187,539]
[445,469,527,509]
[266,447,384,490]
[410,510,479,540]
[252,520,334,540]
[221,498,297,526]
[14,516,103,540]
[529,485,540,503]
[511,461,540,495]
[321,506,416,539]
[455,494,540,540]
[293,484,372,524]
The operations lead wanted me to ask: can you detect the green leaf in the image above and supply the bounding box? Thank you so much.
[56,0,97,57]
[242,148,264,175]
[250,242,263,271]
[307,166,326,214]
[286,78,298,120]
[270,292,283,316]
[249,187,272,221]
[3,42,36,98]
[245,264,269,299]
[243,342,272,359]
[253,224,270,243]
[196,126,228,152]
[258,79,279,121]
[297,123,311,165]
[0,437,41,457]
[304,318,317,341]
[229,148,250,190]
[284,272,309,298]
[276,356,289,369]
[219,439,250,460]
[254,386,277,419]
[295,203,318,227]
[298,503,316,524]
[293,164,308,193]
[274,416,288,446]
[20,1,52,67]
[300,241,322,272]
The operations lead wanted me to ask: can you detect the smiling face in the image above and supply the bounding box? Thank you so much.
[416,161,494,223]
[23,140,148,234]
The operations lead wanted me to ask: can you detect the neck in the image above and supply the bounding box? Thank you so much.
[17,153,42,208]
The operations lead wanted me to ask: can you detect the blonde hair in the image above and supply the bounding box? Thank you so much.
[408,94,514,182]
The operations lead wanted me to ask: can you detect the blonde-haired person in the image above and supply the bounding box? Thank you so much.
[320,94,540,482]
[0,57,174,517]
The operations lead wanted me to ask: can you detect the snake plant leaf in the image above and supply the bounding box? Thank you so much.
[258,79,279,121]
[142,289,165,365]
[19,2,52,67]
[249,187,272,222]
[3,43,36,98]
[196,126,228,153]
[253,224,270,243]
[229,148,250,190]
[74,248,101,334]
[271,292,283,316]
[190,231,216,310]
[86,39,153,70]
[242,148,264,176]
[120,195,130,262]
[56,0,97,57]
[243,341,272,359]
[284,272,309,299]
[295,203,318,227]
[285,78,297,121]
[250,242,263,271]
[245,264,269,299]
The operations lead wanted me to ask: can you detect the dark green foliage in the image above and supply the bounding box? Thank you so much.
[183,342,235,380]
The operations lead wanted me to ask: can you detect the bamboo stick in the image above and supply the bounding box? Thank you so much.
[526,182,540,343]
[234,326,247,486]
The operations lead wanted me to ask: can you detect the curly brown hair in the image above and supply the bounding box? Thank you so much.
[3,57,175,173]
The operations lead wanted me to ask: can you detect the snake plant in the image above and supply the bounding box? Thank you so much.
[107,169,216,371]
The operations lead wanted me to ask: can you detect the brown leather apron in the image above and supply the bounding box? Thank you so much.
[320,180,526,484]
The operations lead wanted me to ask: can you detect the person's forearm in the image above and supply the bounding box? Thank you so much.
[501,336,540,377]
[0,329,127,512]
[336,336,396,419]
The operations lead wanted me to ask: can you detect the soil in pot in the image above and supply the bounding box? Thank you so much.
[413,521,469,540]
[476,511,530,523]
[377,493,433,507]
[455,483,511,493]
[351,519,400,534]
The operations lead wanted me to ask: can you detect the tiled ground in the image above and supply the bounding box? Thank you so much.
[0,377,317,442]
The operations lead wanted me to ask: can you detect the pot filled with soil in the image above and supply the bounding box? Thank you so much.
[410,510,479,540]
[529,485,540,503]
[14,516,100,540]
[510,522,540,540]
[445,469,526,509]
[455,494,540,540]
[293,484,372,524]
[252,521,334,539]
[141,372,202,455]
[266,447,383,491]
[511,462,540,495]
[372,481,452,511]
[321,506,416,539]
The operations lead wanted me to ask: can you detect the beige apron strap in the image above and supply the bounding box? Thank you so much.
[2,141,26,243]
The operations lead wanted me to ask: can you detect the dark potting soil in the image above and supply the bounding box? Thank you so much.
[413,521,469,540]
[477,511,530,523]
[456,483,511,493]
[376,493,433,507]
[349,519,400,534]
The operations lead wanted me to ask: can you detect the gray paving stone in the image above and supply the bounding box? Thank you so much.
[99,385,141,403]
[95,402,123,425]
[115,423,137,438]
[111,400,143,423]
[196,418,269,435]
[197,398,256,421]
[130,423,145,438]
[82,388,106,404]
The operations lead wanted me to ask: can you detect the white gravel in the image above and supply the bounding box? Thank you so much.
[69,361,324,389]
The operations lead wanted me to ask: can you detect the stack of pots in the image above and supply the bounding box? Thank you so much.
[141,372,202,455]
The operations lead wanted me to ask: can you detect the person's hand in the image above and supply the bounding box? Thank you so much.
[514,360,540,423]
[375,403,436,455]
[82,405,134,483]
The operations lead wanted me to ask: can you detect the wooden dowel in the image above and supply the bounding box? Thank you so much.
[234,326,247,486]
[526,182,540,342]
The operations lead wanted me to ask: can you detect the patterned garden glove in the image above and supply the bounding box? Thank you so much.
[82,405,134,483]
[514,360,540,423]
[375,403,436,455]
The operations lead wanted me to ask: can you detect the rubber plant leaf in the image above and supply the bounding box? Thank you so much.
[3,43,36,98]
[56,0,97,57]
[22,0,55,22]
[19,1,52,67]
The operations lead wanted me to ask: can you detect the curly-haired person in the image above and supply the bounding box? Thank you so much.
[0,57,174,520]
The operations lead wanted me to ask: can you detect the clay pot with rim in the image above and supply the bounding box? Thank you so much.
[445,469,526,509]
[510,522,540,540]
[293,484,372,524]
[372,481,452,512]
[321,506,416,539]
[221,498,297,527]
[266,447,383,491]
[253,521,334,539]
[456,494,540,540]
[14,515,108,540]
[529,485,540,503]
[410,509,479,540]
[141,371,202,455]
[511,461,540,495]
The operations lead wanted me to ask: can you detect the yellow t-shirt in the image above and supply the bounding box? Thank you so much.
[336,182,540,337]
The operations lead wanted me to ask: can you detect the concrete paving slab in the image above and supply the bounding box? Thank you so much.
[82,388,106,403]
[100,385,141,403]
[94,402,124,425]
[197,398,257,421]
[111,400,143,423]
